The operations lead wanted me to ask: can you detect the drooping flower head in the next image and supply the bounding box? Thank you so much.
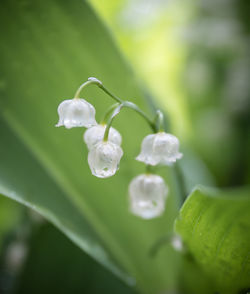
[129,174,168,219]
[56,98,97,129]
[136,132,182,166]
[84,124,122,150]
[88,141,123,178]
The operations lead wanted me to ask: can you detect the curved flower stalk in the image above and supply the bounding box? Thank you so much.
[88,141,123,178]
[129,174,168,219]
[56,98,97,129]
[136,132,182,166]
[84,124,122,150]
[55,77,184,219]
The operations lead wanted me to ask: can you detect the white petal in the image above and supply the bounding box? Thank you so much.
[88,141,123,178]
[154,133,180,159]
[129,174,168,219]
[136,132,182,166]
[136,134,158,165]
[55,100,72,127]
[56,98,97,129]
[84,125,122,150]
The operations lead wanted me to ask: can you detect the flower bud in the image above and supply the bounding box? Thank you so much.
[136,132,182,166]
[171,235,184,252]
[88,141,123,178]
[84,124,122,150]
[56,98,97,129]
[129,174,168,219]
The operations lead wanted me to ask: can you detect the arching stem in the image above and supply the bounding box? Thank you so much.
[98,83,123,104]
[100,103,120,124]
[103,102,156,141]
[103,103,124,141]
[75,78,156,133]
[74,77,122,103]
[74,78,100,98]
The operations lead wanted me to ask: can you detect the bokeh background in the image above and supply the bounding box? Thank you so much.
[0,0,249,293]
[90,0,250,187]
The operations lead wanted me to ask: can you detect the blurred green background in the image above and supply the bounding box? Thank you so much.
[0,0,249,293]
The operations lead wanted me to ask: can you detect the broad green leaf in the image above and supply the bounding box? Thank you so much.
[0,120,131,283]
[15,223,135,294]
[175,185,250,294]
[0,0,182,293]
[0,196,21,249]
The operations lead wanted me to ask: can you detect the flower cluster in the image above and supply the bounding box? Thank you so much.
[130,132,182,219]
[55,78,182,220]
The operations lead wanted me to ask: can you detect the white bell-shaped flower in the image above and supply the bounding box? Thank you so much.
[136,132,182,166]
[84,124,122,150]
[56,98,97,129]
[129,174,168,219]
[88,141,123,178]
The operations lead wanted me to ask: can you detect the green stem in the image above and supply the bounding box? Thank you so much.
[98,84,123,104]
[145,165,153,174]
[74,78,101,98]
[154,110,164,132]
[103,104,124,141]
[101,103,120,124]
[173,163,187,207]
[103,102,156,141]
[74,77,122,104]
[124,102,156,132]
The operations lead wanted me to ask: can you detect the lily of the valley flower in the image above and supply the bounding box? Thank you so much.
[56,98,97,129]
[129,174,168,219]
[84,124,122,150]
[136,132,182,166]
[88,141,123,178]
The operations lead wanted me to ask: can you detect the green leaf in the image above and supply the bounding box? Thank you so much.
[16,223,135,294]
[0,120,131,284]
[0,0,181,293]
[175,185,250,294]
[0,196,21,249]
